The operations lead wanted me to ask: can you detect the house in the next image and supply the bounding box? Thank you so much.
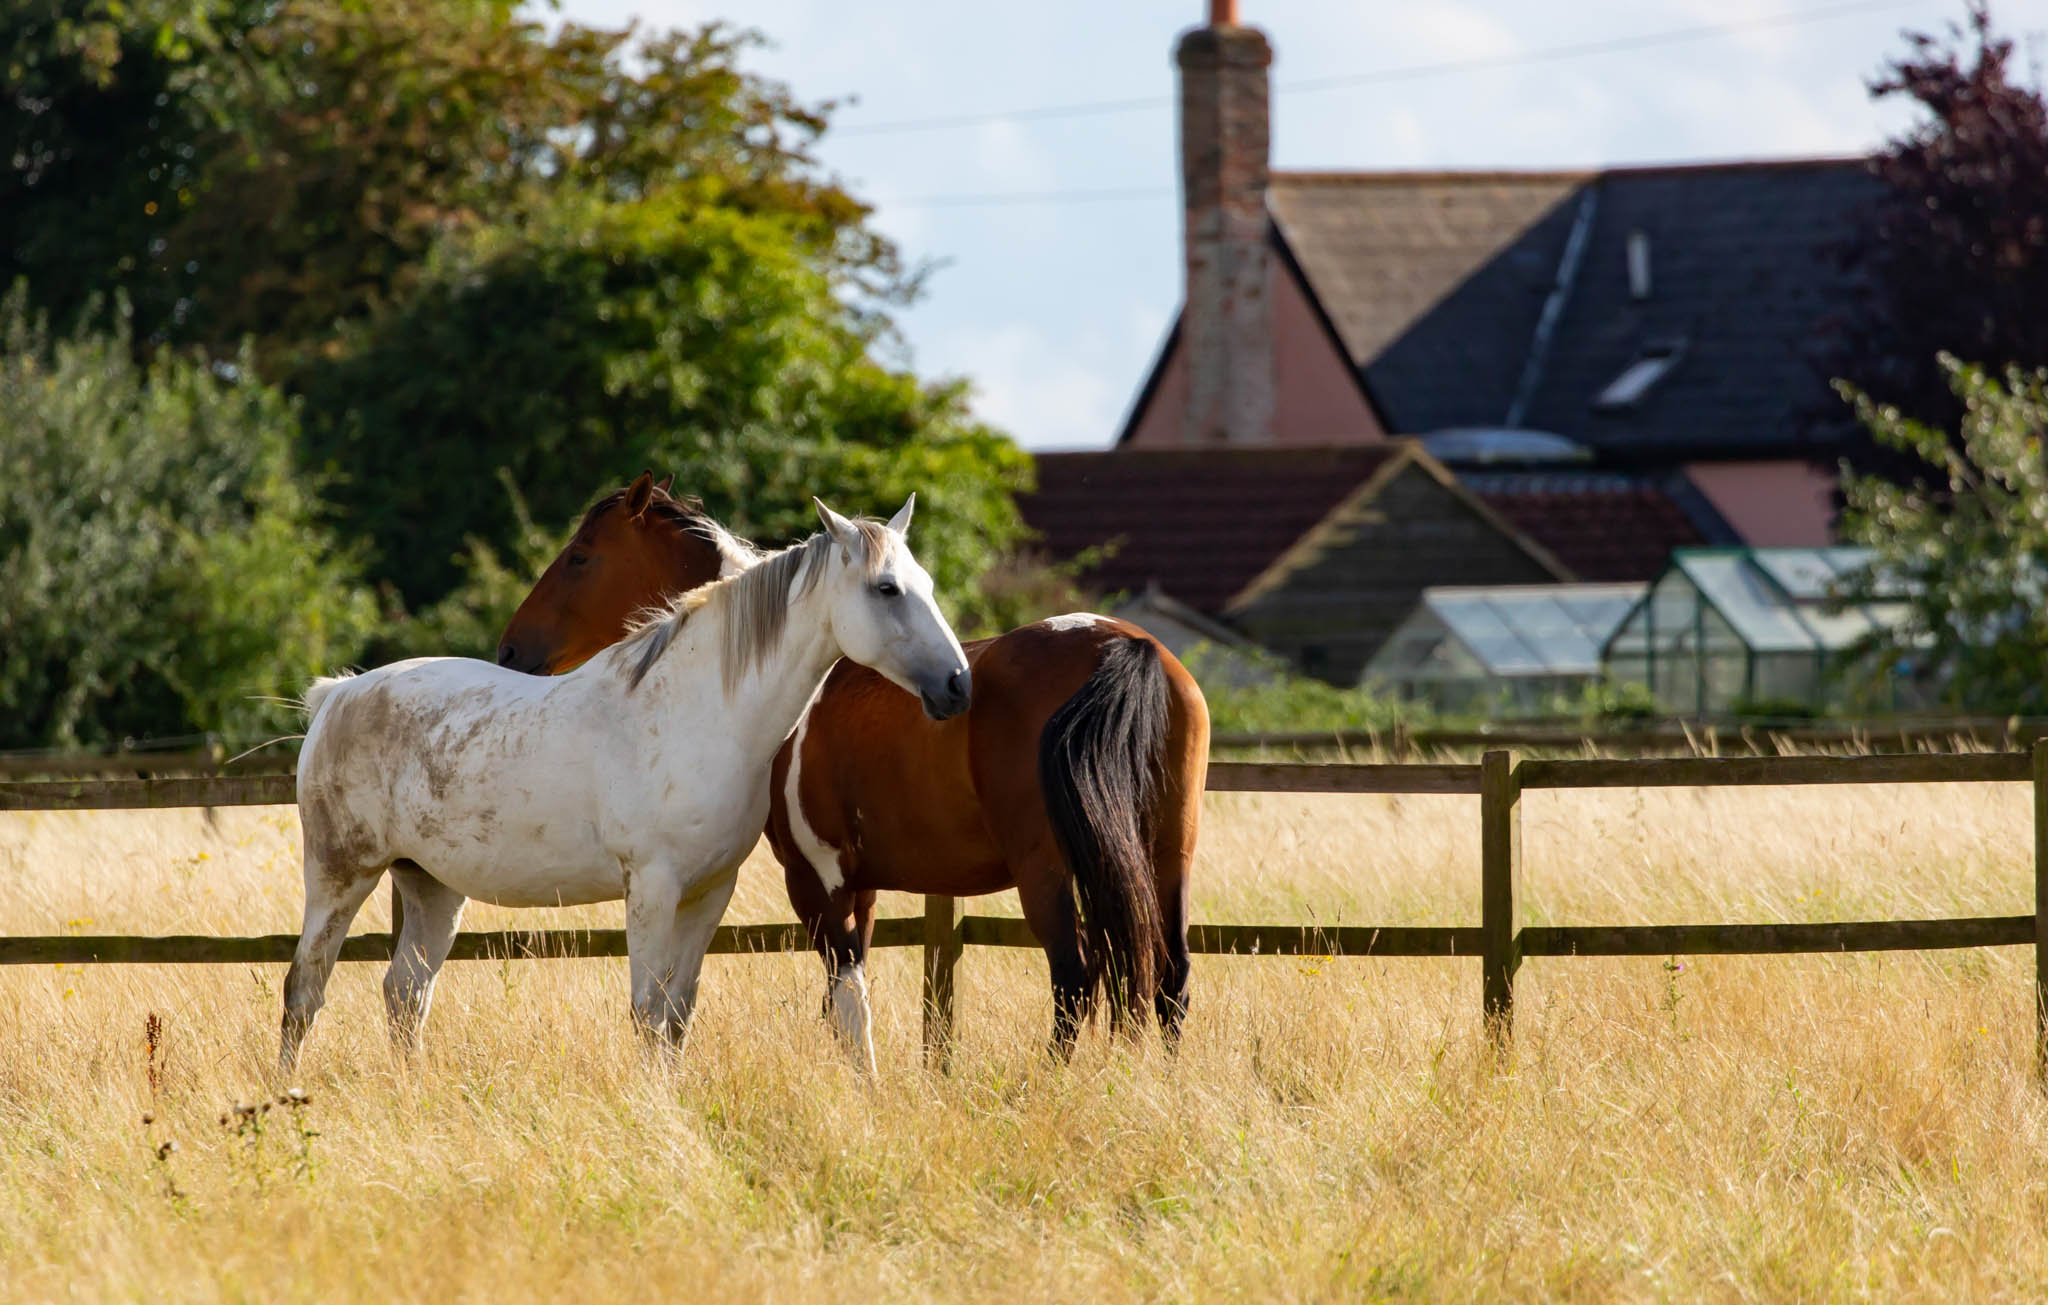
[1019,1,1879,684]
[1366,583,1647,715]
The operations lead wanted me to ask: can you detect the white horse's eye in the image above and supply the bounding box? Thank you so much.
[875,580,901,598]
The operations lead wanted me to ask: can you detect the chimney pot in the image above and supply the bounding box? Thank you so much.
[1209,0,1238,25]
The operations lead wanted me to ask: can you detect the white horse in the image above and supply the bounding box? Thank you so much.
[281,497,969,1070]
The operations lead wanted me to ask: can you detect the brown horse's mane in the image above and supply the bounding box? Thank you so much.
[578,486,756,567]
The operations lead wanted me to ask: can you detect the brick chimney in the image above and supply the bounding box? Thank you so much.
[1174,0,1273,444]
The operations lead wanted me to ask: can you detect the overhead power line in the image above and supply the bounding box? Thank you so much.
[890,184,1171,208]
[837,0,1927,139]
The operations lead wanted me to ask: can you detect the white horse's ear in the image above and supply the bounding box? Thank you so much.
[814,497,861,559]
[887,493,915,536]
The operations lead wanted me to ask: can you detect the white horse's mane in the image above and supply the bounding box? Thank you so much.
[617,519,889,695]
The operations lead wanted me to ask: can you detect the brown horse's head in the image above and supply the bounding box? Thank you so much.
[496,471,753,674]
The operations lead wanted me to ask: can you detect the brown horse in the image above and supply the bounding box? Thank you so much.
[499,473,1210,1062]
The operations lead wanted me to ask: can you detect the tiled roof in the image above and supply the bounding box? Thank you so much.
[1269,160,1880,459]
[1463,471,1712,582]
[1019,446,1402,614]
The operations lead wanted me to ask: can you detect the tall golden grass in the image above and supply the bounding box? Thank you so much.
[2,774,2045,1301]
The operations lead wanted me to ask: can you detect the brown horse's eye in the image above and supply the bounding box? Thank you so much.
[567,553,589,569]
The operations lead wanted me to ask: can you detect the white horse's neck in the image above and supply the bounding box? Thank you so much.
[633,560,844,768]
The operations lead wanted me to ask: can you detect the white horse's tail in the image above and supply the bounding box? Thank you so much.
[302,671,359,726]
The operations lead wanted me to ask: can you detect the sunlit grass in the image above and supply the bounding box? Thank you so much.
[2,772,2045,1300]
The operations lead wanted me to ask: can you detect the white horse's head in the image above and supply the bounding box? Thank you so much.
[813,496,971,720]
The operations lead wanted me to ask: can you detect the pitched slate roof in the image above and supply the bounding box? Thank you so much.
[1267,171,1587,433]
[1019,446,1402,614]
[1520,161,1877,461]
[1462,470,1723,583]
[1264,159,1879,460]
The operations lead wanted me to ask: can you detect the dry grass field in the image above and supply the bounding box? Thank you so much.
[4,772,2048,1301]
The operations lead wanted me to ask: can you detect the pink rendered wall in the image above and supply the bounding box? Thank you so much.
[1124,261,1385,447]
[1124,328,1189,448]
[1684,460,1838,547]
[1270,258,1386,445]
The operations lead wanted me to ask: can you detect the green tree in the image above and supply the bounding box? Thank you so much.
[0,0,234,342]
[4,1,909,366]
[296,191,1027,619]
[1836,357,2048,711]
[0,288,377,748]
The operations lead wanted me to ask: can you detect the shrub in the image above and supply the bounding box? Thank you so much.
[0,289,376,748]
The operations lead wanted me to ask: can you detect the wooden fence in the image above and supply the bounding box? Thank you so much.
[4,747,2046,1072]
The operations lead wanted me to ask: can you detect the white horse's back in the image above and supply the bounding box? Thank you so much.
[298,656,622,906]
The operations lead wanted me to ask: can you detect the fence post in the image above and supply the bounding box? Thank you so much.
[1480,749,1523,1049]
[922,893,964,1068]
[2034,740,2048,1084]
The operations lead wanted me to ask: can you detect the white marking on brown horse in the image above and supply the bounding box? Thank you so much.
[1041,612,1111,632]
[825,962,876,1074]
[781,707,845,894]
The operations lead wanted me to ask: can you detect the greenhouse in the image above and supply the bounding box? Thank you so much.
[1365,584,1647,714]
[1600,548,1917,715]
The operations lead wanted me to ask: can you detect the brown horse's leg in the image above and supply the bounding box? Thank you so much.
[786,859,876,1071]
[1015,871,1089,1061]
[1153,655,1209,1048]
[1149,769,1201,1047]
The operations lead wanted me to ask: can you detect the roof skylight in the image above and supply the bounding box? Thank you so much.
[1593,339,1686,412]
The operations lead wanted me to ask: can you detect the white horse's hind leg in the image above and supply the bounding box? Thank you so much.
[280,860,381,1073]
[626,862,740,1050]
[383,861,468,1057]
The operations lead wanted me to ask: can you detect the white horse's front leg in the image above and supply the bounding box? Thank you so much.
[625,861,740,1049]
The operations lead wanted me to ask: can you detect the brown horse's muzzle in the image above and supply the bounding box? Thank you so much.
[496,639,553,675]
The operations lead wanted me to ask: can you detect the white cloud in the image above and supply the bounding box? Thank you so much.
[934,321,1136,450]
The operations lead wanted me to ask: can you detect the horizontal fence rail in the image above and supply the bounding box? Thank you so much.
[6,747,2047,1076]
[1212,716,2048,756]
[12,714,2045,780]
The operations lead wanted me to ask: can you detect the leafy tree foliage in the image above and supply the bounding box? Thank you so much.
[1837,358,2048,711]
[0,289,377,748]
[0,0,224,342]
[1830,2,2048,430]
[296,191,1028,618]
[5,1,910,363]
[1,0,1032,742]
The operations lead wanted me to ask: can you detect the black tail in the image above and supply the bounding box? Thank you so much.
[1038,635,1172,1032]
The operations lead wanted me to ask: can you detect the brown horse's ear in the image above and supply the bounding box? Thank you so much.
[654,473,674,496]
[624,470,655,521]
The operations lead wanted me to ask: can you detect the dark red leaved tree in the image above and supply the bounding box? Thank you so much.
[1830,2,2048,433]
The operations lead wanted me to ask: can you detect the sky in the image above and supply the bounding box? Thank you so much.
[550,0,2048,450]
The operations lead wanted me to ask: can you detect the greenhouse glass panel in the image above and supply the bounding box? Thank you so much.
[1753,550,1848,600]
[1751,651,1822,706]
[1484,596,1599,673]
[1431,594,1546,675]
[1677,554,1816,653]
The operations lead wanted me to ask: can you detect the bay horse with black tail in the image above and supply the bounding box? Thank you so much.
[498,473,1210,1065]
